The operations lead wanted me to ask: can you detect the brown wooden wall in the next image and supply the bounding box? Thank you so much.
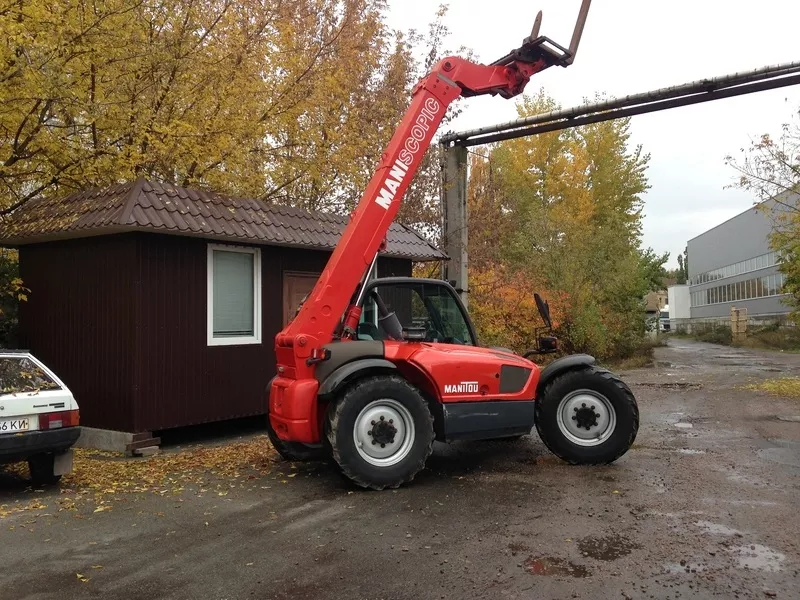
[19,235,137,431]
[19,232,411,433]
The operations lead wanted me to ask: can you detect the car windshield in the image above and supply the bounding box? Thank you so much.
[0,356,61,395]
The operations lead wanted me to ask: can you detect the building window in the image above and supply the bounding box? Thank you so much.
[207,244,261,346]
[692,251,782,286]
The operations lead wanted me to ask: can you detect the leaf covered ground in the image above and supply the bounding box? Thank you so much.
[1,435,278,520]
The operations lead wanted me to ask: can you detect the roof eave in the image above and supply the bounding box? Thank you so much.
[0,226,448,261]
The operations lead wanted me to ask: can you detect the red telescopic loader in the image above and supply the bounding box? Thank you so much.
[267,0,639,490]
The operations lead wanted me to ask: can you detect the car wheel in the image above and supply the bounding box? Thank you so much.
[28,453,62,485]
[326,375,434,490]
[535,366,639,464]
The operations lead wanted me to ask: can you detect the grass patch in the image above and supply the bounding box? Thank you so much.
[737,326,800,352]
[675,322,800,352]
[607,336,667,370]
[743,377,800,399]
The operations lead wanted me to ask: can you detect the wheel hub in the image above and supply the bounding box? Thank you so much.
[369,416,397,446]
[573,403,600,430]
[353,399,416,466]
[556,390,617,447]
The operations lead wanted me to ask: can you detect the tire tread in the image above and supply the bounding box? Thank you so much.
[327,375,434,490]
[535,366,639,465]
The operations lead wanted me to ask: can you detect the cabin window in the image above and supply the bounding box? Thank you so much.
[207,244,261,346]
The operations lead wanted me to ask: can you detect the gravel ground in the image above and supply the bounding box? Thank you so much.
[2,338,799,600]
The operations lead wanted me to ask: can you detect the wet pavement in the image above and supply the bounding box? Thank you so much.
[3,338,800,599]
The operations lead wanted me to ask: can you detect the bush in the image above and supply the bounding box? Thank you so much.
[0,251,25,348]
[695,327,732,345]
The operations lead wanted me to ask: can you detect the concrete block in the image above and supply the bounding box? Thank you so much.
[133,446,160,457]
[75,426,134,453]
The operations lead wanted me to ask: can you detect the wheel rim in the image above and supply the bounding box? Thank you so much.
[555,389,616,447]
[353,399,416,467]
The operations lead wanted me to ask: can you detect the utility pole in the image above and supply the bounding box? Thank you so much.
[441,144,469,307]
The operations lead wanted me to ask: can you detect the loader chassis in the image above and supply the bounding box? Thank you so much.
[267,1,640,489]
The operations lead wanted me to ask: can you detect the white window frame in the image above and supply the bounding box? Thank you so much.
[207,243,262,346]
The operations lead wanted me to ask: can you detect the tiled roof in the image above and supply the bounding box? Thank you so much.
[0,179,445,261]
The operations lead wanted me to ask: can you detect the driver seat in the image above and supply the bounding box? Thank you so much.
[357,322,383,341]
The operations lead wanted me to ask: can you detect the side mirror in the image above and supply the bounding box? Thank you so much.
[523,293,558,359]
[534,293,552,329]
[537,335,558,354]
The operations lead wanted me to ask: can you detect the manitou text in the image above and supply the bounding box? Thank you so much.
[443,381,480,394]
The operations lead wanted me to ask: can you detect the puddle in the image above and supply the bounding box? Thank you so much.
[675,448,705,454]
[508,541,530,555]
[523,556,590,578]
[637,382,702,389]
[733,544,785,572]
[664,561,707,574]
[722,500,778,507]
[727,472,761,485]
[674,422,693,429]
[695,520,742,536]
[757,445,800,468]
[577,534,640,561]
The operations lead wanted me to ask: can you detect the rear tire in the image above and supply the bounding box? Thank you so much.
[28,453,61,485]
[265,415,326,462]
[535,366,638,464]
[326,375,434,490]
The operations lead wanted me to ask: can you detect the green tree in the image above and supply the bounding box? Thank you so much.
[726,105,800,316]
[0,0,452,223]
[0,250,27,347]
[467,91,664,359]
[676,246,688,284]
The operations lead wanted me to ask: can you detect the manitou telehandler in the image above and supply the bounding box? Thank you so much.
[267,0,639,490]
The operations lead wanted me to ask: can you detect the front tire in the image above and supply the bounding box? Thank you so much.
[326,375,434,490]
[535,367,638,464]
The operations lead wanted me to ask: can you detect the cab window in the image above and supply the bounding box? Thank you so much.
[358,281,474,345]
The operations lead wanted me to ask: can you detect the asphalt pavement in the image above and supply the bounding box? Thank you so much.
[2,338,800,600]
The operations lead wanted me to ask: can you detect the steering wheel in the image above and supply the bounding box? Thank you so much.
[424,326,443,342]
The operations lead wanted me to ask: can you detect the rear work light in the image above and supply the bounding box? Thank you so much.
[40,410,79,430]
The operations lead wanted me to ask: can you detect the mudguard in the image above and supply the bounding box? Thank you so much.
[536,354,596,396]
[317,358,397,397]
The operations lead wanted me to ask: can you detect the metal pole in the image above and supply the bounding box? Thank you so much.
[456,72,800,147]
[441,61,800,145]
[442,145,469,307]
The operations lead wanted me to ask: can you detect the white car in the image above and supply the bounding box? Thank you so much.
[0,351,80,484]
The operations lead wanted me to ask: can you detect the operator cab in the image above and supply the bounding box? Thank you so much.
[356,278,477,345]
[355,277,559,357]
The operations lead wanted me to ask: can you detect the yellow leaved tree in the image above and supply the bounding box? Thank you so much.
[0,0,453,217]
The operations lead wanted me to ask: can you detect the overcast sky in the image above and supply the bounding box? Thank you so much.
[385,0,800,268]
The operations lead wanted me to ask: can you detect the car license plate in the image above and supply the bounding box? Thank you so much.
[0,418,29,434]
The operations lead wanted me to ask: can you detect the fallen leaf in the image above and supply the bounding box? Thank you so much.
[93,505,112,513]
[76,573,89,583]
[612,490,620,494]
[246,562,254,566]
[287,473,297,478]
[91,565,103,570]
